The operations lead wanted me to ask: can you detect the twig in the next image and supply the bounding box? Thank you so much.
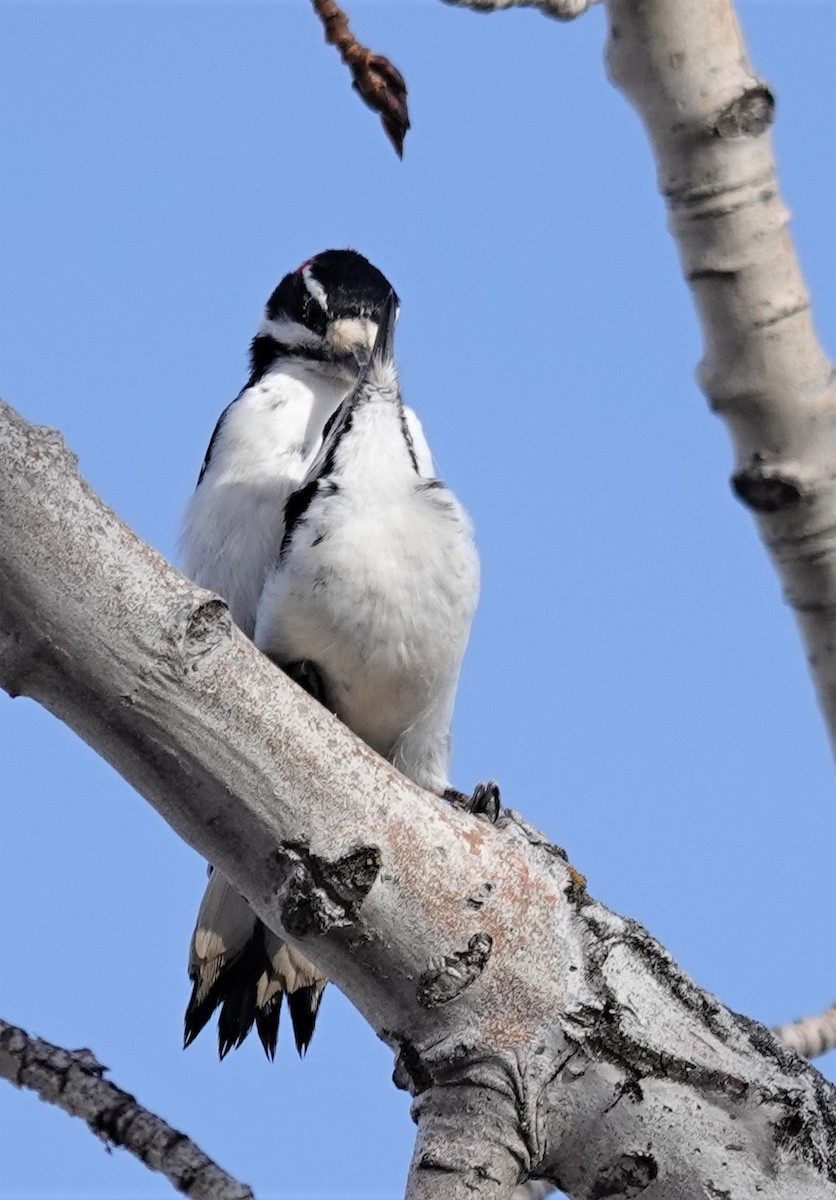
[774,1005,836,1060]
[0,1019,255,1200]
[440,0,596,17]
[310,0,409,157]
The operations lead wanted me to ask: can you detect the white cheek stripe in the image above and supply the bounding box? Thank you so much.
[302,265,328,312]
[258,314,323,348]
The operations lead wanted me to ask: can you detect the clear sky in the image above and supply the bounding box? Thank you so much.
[1,2,834,1198]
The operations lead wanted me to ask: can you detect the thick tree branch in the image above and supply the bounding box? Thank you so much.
[605,0,836,765]
[2,395,835,1198]
[0,1019,254,1200]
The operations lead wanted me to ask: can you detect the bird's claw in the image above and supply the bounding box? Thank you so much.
[284,658,330,707]
[444,780,501,824]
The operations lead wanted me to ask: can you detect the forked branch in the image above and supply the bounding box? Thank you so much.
[1,395,834,1199]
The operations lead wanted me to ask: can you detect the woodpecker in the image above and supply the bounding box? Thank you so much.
[256,291,491,800]
[181,254,497,1063]
[180,250,397,638]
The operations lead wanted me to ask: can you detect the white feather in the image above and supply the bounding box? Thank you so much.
[254,359,479,794]
[301,264,328,311]
[179,360,348,635]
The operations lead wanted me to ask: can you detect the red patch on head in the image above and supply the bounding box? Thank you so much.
[295,259,312,274]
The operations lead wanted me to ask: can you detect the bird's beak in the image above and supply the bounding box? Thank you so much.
[370,292,397,366]
[352,342,372,369]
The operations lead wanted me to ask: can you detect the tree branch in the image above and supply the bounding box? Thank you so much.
[0,1019,254,1200]
[776,1006,836,1061]
[440,0,595,18]
[310,0,409,156]
[604,0,836,766]
[1,395,835,1198]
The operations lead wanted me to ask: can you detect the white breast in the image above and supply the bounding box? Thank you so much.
[254,400,480,789]
[179,363,348,635]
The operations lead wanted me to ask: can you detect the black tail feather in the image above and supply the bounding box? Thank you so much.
[217,961,260,1060]
[185,921,323,1060]
[185,927,265,1058]
[288,985,324,1056]
[184,974,225,1049]
[255,995,283,1061]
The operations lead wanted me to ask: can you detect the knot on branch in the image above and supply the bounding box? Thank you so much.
[181,597,234,670]
[417,932,493,1008]
[731,460,803,513]
[391,1036,435,1096]
[712,84,775,139]
[589,1151,658,1198]
[275,842,381,937]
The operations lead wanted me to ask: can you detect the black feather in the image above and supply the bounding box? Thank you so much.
[195,402,233,489]
[255,995,283,1062]
[185,926,274,1059]
[184,972,225,1049]
[288,985,324,1056]
[280,480,320,560]
[218,985,256,1059]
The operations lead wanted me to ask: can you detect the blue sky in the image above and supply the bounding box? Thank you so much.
[1,2,834,1198]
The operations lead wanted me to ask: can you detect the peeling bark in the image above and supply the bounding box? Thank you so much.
[1,396,834,1197]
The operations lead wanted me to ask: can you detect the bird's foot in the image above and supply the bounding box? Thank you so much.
[284,659,330,707]
[443,780,501,824]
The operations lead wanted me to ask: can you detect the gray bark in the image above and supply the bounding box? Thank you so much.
[0,1018,254,1200]
[2,0,834,1193]
[775,1007,836,1063]
[440,0,594,17]
[1,395,835,1197]
[605,0,836,765]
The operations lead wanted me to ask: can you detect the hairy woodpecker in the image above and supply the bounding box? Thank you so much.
[181,254,497,1063]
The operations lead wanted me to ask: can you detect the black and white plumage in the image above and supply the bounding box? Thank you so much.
[181,253,493,1063]
[181,251,401,638]
[254,292,481,796]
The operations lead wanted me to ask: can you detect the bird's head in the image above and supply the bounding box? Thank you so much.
[251,249,399,382]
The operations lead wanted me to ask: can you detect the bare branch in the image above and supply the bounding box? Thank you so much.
[776,1006,836,1061]
[1,396,835,1199]
[440,0,596,18]
[606,0,836,766]
[0,1019,254,1200]
[310,0,409,156]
